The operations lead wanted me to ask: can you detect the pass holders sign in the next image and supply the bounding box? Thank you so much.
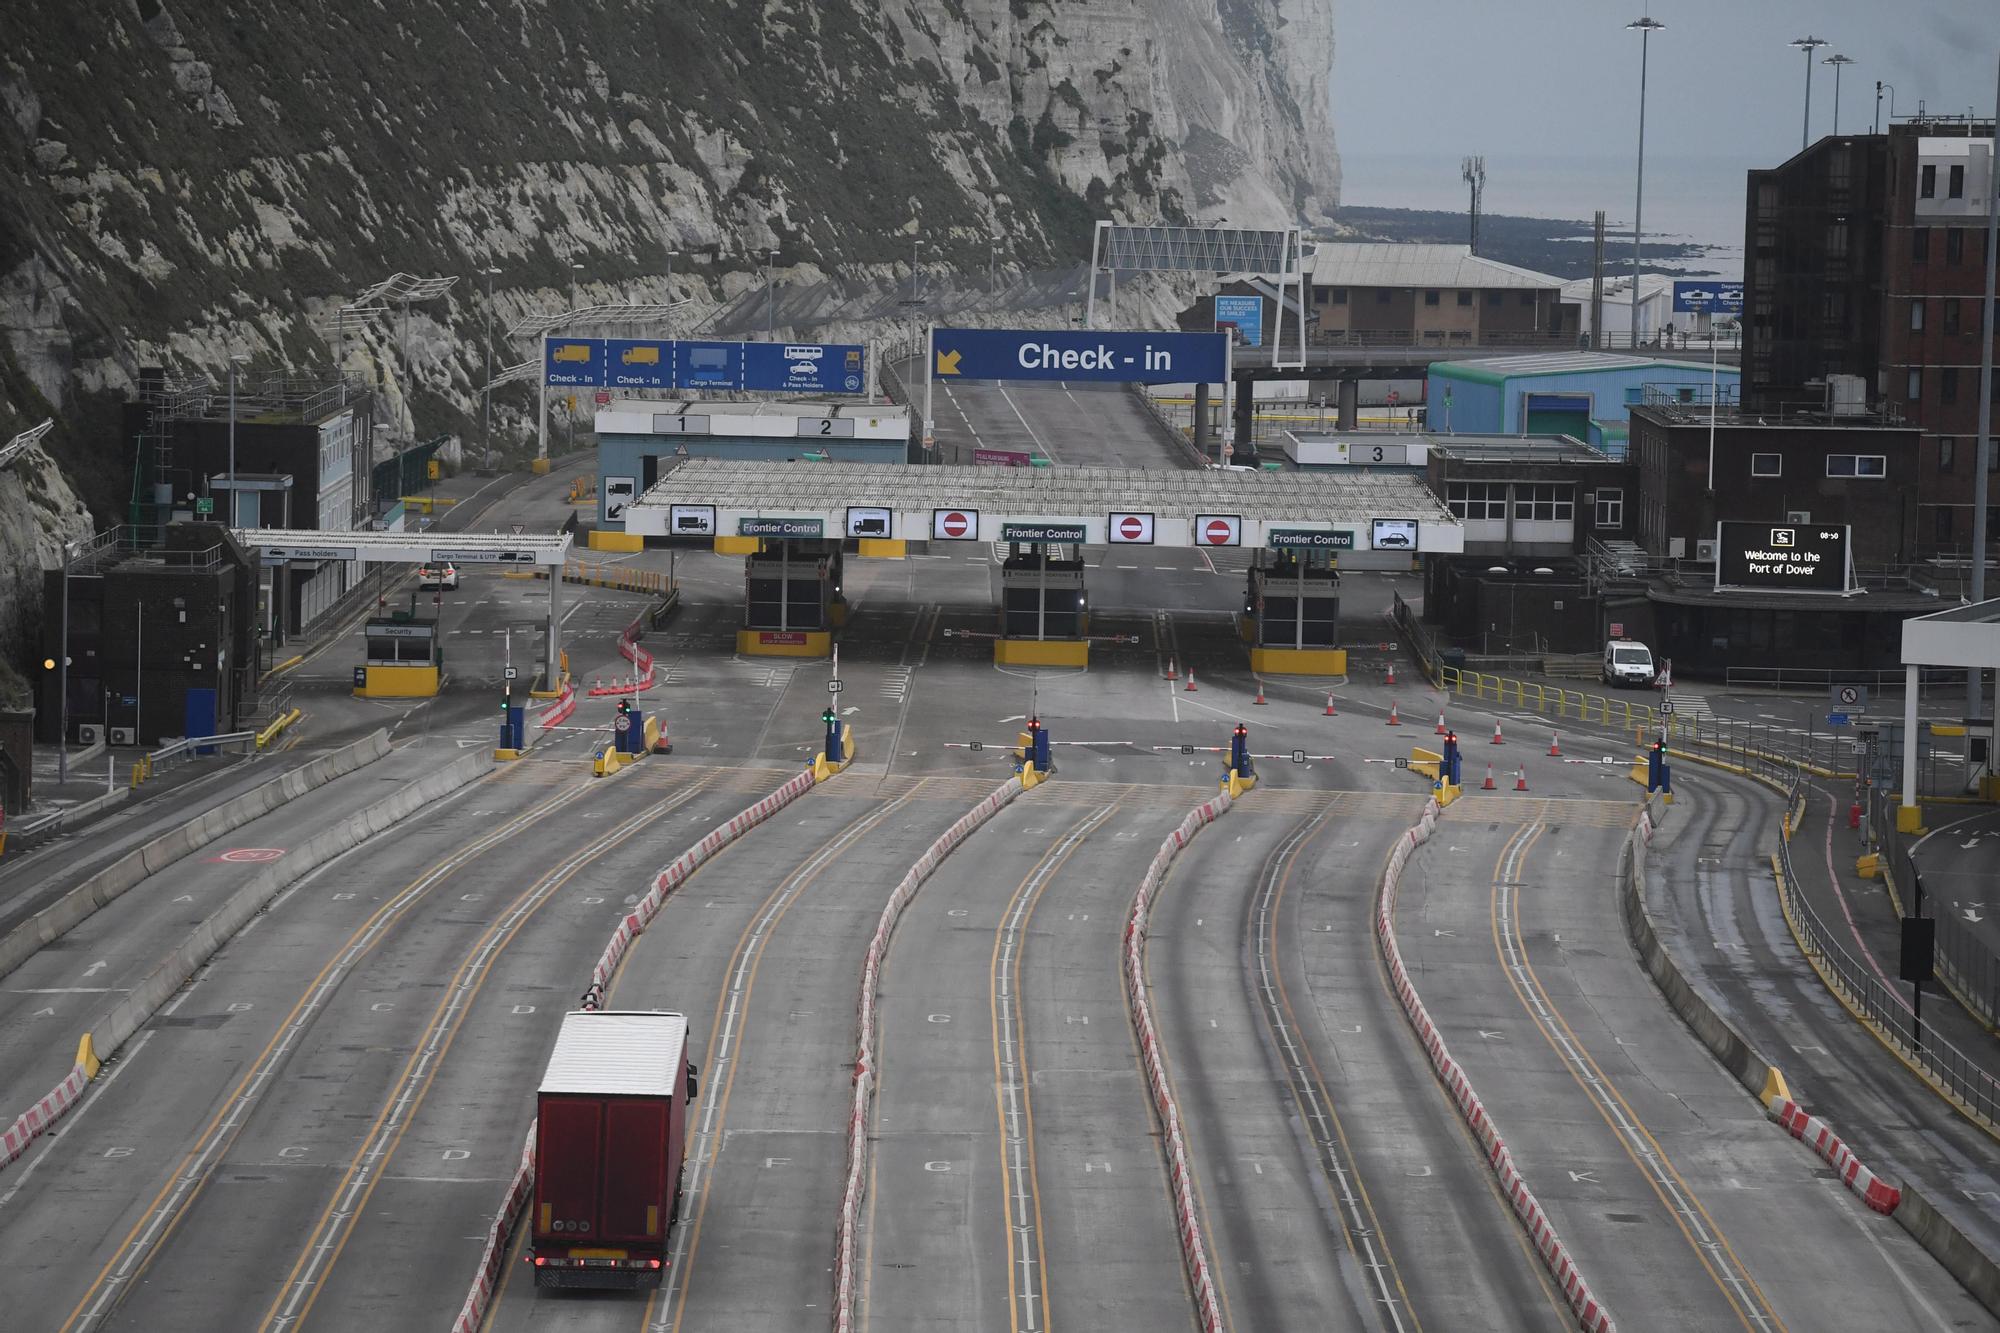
[543,337,605,386]
[1194,514,1242,547]
[260,545,357,563]
[670,503,716,536]
[744,342,865,394]
[932,508,979,540]
[1107,511,1155,545]
[845,507,892,538]
[606,339,672,389]
[1001,520,1087,544]
[1715,521,1851,593]
[1213,294,1264,348]
[739,516,825,539]
[1269,527,1354,551]
[931,326,1227,385]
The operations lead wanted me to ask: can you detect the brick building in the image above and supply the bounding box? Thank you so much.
[1304,245,1578,347]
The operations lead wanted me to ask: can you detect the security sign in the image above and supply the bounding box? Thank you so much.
[1194,514,1241,546]
[932,508,978,540]
[1107,511,1155,545]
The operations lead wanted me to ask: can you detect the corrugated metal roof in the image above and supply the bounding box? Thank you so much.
[1307,243,1561,291]
[1430,351,1740,384]
[539,1011,688,1097]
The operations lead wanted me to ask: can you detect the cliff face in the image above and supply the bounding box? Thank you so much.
[0,0,1337,536]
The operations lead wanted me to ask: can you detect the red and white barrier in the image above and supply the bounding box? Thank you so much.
[1767,1097,1901,1214]
[534,679,577,729]
[0,1061,90,1170]
[586,628,657,697]
[833,775,1028,1333]
[450,1122,536,1333]
[1121,789,1236,1332]
[1376,797,1619,1333]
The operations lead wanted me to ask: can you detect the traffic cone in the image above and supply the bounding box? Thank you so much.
[1165,656,1178,680]
[1482,762,1497,790]
[1324,692,1337,716]
[1548,732,1563,757]
[1491,721,1505,745]
[1514,765,1529,792]
[1386,702,1401,726]
[1385,661,1397,686]
[1435,711,1448,736]
[1253,679,1268,705]
[1185,668,1198,692]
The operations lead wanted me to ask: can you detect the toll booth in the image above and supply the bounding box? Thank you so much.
[355,613,441,697]
[737,540,842,657]
[996,540,1088,666]
[1243,548,1347,676]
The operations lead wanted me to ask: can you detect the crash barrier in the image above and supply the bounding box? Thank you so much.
[136,729,259,783]
[834,775,1028,1333]
[0,729,393,984]
[534,560,677,598]
[450,1123,537,1333]
[0,745,489,1178]
[647,587,682,629]
[1768,1097,1901,1213]
[1121,788,1236,1332]
[1440,664,1660,736]
[535,679,577,729]
[255,707,304,750]
[457,763,826,1331]
[586,618,657,697]
[1378,795,1617,1333]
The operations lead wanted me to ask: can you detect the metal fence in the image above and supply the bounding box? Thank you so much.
[1780,781,2000,1131]
[1723,665,1963,692]
[1869,785,2000,1031]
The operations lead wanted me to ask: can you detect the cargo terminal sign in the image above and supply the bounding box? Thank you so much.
[1715,522,1851,593]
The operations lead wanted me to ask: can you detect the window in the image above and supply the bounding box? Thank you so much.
[1950,163,1966,199]
[1376,289,1392,304]
[1921,163,1937,198]
[1911,300,1926,331]
[1945,299,1962,335]
[1624,386,1645,405]
[1913,227,1931,262]
[1457,291,1473,307]
[1512,483,1574,522]
[1751,453,1782,477]
[1943,366,1960,404]
[1445,481,1508,521]
[1909,368,1923,400]
[1948,228,1965,265]
[1937,506,1954,546]
[1826,454,1888,478]
[1424,290,1440,306]
[1329,288,1348,305]
[1595,487,1624,528]
[1941,437,1958,471]
[1487,292,1503,307]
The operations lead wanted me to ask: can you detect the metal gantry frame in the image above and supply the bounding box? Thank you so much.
[510,301,695,463]
[1084,221,1307,367]
[0,418,53,471]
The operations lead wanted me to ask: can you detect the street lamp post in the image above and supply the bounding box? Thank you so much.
[55,538,76,784]
[1790,36,1830,149]
[1627,17,1665,352]
[1822,54,1855,136]
[227,353,248,527]
[909,222,922,304]
[480,267,500,473]
[666,249,679,295]
[764,248,780,338]
[569,261,584,311]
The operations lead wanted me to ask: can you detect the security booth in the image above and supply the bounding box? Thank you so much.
[1244,529,1345,675]
[736,519,841,658]
[356,612,440,697]
[996,522,1090,667]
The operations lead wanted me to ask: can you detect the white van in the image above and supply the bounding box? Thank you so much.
[1602,639,1656,688]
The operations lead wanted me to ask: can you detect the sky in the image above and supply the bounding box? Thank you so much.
[1331,0,1999,254]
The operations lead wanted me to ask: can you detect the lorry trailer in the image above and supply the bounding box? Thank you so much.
[527,1010,699,1289]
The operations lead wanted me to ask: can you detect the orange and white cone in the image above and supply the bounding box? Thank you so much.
[1435,711,1449,736]
[1482,762,1497,790]
[1515,765,1529,792]
[1548,732,1563,757]
[1185,668,1198,692]
[1253,679,1268,705]
[1386,701,1401,726]
[1324,692,1337,716]
[1385,662,1397,686]
[1491,721,1505,745]
[1165,656,1178,680]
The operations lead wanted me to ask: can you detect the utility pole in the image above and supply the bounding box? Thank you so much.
[1591,211,1607,351]
[1969,52,1999,723]
[480,267,499,473]
[1461,156,1486,255]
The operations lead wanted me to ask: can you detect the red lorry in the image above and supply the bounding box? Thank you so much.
[527,1010,699,1289]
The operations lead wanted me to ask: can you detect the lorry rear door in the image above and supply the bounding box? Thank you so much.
[539,1097,604,1237]
[602,1098,671,1241]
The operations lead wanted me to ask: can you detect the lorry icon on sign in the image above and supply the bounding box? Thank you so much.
[621,345,660,365]
[552,343,593,363]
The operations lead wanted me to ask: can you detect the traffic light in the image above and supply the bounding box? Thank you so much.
[618,697,632,715]
[822,707,837,728]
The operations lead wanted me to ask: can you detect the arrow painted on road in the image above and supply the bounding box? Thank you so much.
[83,960,106,978]
[935,349,962,376]
[1966,909,1985,924]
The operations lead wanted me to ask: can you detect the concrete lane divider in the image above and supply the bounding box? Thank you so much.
[0,745,491,1177]
[834,775,1027,1333]
[1377,795,1618,1333]
[1121,788,1236,1332]
[0,729,394,984]
[453,762,831,1333]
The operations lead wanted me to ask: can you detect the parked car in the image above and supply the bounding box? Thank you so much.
[1602,638,1656,688]
[418,563,458,591]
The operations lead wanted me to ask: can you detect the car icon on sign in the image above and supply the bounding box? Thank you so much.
[1376,531,1412,548]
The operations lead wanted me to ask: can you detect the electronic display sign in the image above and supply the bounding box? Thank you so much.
[1715,522,1851,593]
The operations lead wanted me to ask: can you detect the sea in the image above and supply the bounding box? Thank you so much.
[1337,151,1750,284]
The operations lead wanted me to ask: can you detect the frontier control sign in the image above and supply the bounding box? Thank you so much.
[931,327,1227,385]
[738,517,825,539]
[1715,522,1851,593]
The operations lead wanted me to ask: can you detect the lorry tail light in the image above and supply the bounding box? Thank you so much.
[532,1256,546,1267]
[649,1259,663,1269]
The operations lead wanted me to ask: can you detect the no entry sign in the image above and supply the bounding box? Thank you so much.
[1194,514,1241,546]
[1108,511,1155,544]
[932,508,978,540]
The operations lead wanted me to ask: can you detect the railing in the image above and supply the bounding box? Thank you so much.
[1870,785,2000,1031]
[143,731,257,775]
[1389,590,1441,683]
[1665,713,1858,779]
[1723,665,1961,692]
[1779,780,2000,1131]
[1440,666,1661,734]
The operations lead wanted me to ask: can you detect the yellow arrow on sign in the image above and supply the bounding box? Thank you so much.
[935,348,962,376]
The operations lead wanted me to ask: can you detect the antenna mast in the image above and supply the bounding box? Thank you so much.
[1461,156,1487,255]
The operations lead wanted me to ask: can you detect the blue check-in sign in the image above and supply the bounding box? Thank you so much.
[606,339,672,389]
[931,327,1228,384]
[543,337,605,387]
